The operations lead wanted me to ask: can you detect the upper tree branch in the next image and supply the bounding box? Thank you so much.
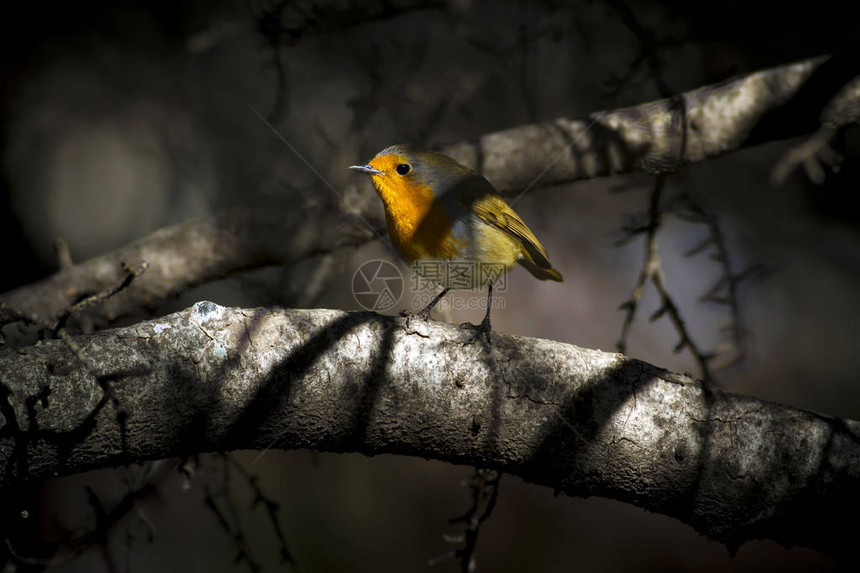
[443,55,859,190]
[1,304,857,558]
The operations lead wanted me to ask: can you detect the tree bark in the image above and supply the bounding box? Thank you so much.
[0,206,374,325]
[442,55,860,190]
[1,304,857,557]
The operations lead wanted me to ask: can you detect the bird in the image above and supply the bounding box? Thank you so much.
[350,144,562,338]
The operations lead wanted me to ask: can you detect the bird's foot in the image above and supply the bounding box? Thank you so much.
[400,306,433,329]
[459,315,492,346]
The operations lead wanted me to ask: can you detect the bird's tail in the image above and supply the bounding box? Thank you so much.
[518,254,563,282]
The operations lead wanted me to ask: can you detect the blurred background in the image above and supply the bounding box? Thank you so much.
[1,0,858,571]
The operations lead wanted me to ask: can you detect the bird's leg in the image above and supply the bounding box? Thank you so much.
[404,287,451,327]
[479,283,493,339]
[420,287,451,319]
[461,284,493,345]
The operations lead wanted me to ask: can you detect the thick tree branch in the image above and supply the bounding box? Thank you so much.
[443,55,859,190]
[1,304,857,557]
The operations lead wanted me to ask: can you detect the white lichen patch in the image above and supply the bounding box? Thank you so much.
[153,323,171,334]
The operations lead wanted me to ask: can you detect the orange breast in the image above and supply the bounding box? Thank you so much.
[385,198,462,261]
[372,175,463,261]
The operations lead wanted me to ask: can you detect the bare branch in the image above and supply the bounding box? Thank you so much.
[616,176,715,382]
[771,126,845,186]
[1,304,858,557]
[0,206,374,327]
[221,453,294,565]
[199,454,262,573]
[451,468,501,572]
[3,461,176,568]
[672,186,768,371]
[772,71,860,185]
[442,56,858,191]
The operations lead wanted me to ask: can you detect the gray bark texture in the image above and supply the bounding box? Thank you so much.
[0,206,374,325]
[442,55,859,190]
[1,303,858,557]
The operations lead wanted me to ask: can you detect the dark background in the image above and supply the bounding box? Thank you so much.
[1,1,858,571]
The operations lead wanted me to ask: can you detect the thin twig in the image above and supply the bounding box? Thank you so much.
[54,261,149,333]
[49,261,150,388]
[222,453,294,565]
[4,461,177,568]
[199,455,262,573]
[672,188,766,370]
[3,261,149,375]
[431,468,502,572]
[617,175,715,382]
[603,0,684,101]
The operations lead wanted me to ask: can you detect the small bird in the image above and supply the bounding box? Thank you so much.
[350,145,562,337]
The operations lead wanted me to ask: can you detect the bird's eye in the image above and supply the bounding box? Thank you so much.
[396,163,411,175]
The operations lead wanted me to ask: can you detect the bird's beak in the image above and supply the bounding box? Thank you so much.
[349,164,383,175]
